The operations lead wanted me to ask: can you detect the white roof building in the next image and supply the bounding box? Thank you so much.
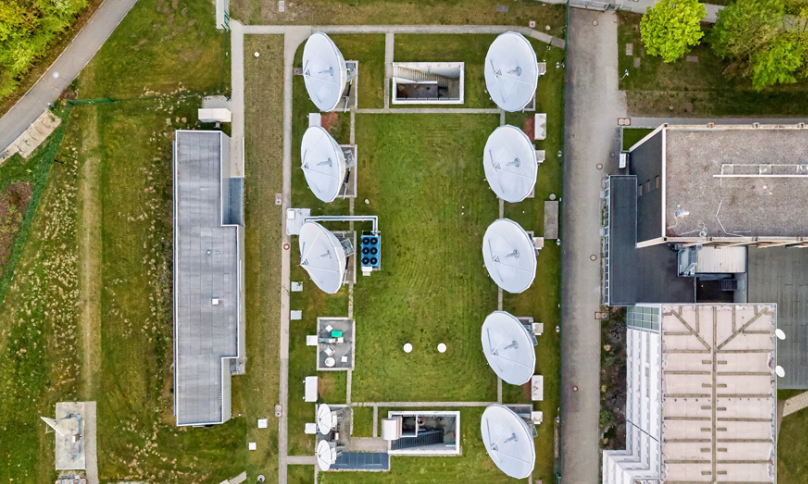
[481,311,536,385]
[602,304,778,484]
[303,32,349,112]
[481,404,536,479]
[484,31,539,112]
[299,222,346,294]
[484,125,538,203]
[482,218,537,293]
[301,126,347,202]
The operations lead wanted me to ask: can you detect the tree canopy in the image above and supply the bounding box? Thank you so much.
[640,0,708,63]
[0,0,88,99]
[711,0,808,90]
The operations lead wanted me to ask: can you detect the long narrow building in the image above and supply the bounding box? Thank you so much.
[173,130,245,426]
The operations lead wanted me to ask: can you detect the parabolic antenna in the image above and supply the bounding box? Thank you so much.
[481,404,535,479]
[316,440,335,471]
[301,126,347,202]
[299,222,346,294]
[317,403,334,435]
[482,311,536,385]
[484,32,539,112]
[776,328,786,340]
[303,32,349,112]
[484,125,538,203]
[482,218,537,294]
[776,366,786,378]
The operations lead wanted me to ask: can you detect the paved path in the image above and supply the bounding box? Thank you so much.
[384,33,394,109]
[630,116,808,127]
[230,21,246,176]
[783,390,808,417]
[560,9,626,483]
[241,24,564,48]
[0,0,139,153]
[353,401,496,407]
[544,0,723,23]
[355,108,501,114]
[287,455,317,465]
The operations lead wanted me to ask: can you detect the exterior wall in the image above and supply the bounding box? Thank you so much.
[603,306,662,484]
[221,361,232,423]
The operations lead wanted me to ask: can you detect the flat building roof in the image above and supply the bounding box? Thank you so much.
[649,125,808,239]
[659,304,777,483]
[173,130,242,426]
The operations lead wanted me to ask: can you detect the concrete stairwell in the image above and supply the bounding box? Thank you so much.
[393,65,451,87]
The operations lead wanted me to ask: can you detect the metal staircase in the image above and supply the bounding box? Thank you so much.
[393,66,447,86]
[390,429,444,450]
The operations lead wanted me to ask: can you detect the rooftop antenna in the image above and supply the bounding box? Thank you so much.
[302,32,353,112]
[481,311,536,385]
[299,222,348,294]
[480,404,536,479]
[483,126,538,203]
[484,32,539,112]
[301,126,347,203]
[482,219,537,294]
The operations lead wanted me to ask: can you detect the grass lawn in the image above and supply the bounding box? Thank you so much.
[230,34,286,483]
[288,30,564,480]
[232,0,565,38]
[288,465,316,484]
[618,13,808,116]
[394,34,497,109]
[621,128,653,150]
[0,110,73,483]
[778,390,808,484]
[351,406,375,437]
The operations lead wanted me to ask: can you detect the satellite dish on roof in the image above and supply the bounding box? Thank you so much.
[482,218,537,294]
[776,366,786,378]
[299,222,346,294]
[317,403,334,435]
[482,311,536,385]
[301,126,347,202]
[484,125,538,203]
[775,328,786,340]
[481,404,535,479]
[316,440,335,471]
[303,32,351,112]
[484,32,539,112]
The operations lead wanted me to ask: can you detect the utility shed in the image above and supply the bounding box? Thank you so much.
[173,130,245,426]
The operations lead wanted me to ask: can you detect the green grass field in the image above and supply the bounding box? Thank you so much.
[232,0,565,38]
[778,390,808,484]
[618,13,808,116]
[288,34,564,482]
[621,128,653,151]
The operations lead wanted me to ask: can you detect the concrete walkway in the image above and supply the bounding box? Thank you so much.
[353,401,496,407]
[560,9,627,484]
[287,455,317,465]
[355,108,501,114]
[0,0,139,154]
[783,391,808,417]
[241,24,565,48]
[544,0,723,23]
[630,116,808,127]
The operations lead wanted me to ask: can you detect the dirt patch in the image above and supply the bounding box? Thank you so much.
[600,309,627,451]
[523,116,535,140]
[0,182,33,275]
[321,112,339,133]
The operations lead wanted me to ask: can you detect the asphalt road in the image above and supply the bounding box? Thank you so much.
[0,0,138,154]
[560,9,626,483]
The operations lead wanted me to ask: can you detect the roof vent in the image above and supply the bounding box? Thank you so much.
[212,298,220,306]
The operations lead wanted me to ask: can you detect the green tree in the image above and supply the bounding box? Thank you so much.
[711,0,808,89]
[640,0,708,63]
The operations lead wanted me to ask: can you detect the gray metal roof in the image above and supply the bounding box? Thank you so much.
[748,247,808,388]
[173,130,241,425]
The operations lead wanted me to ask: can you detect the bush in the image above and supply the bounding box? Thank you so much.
[0,0,88,100]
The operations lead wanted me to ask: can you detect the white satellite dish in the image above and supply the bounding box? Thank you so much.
[482,311,536,385]
[316,439,336,471]
[482,218,537,294]
[301,126,347,202]
[484,31,539,112]
[776,366,786,378]
[299,222,346,294]
[481,404,535,479]
[484,125,537,203]
[775,328,786,340]
[303,32,350,112]
[317,403,334,435]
